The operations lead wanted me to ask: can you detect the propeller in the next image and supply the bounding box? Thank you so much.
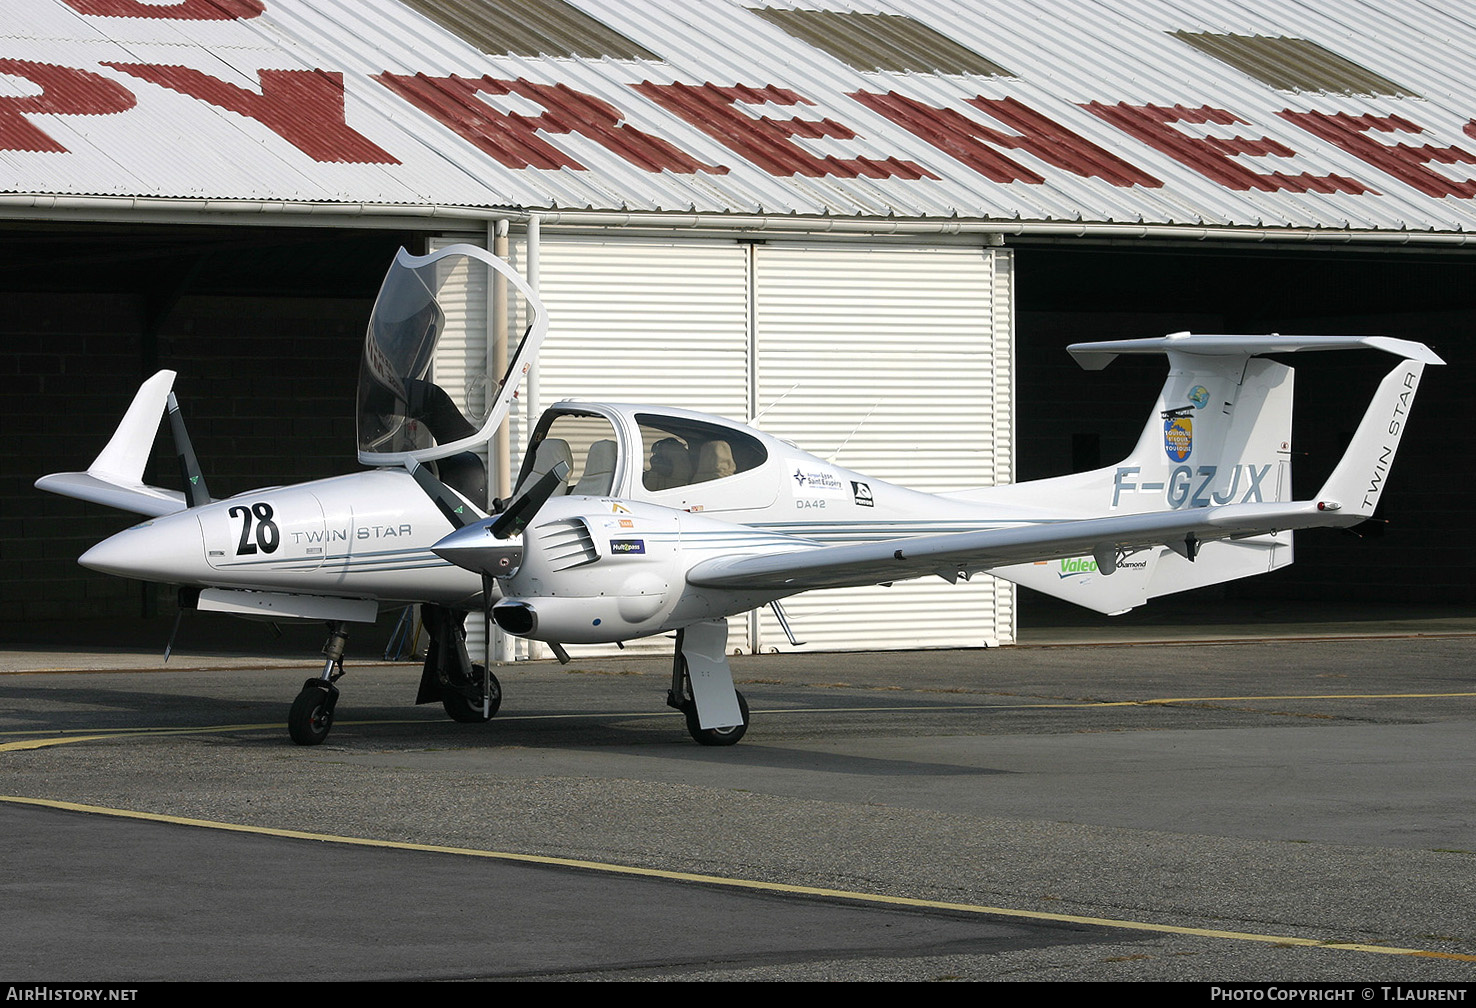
[163,390,212,661]
[414,458,573,664]
[166,391,211,509]
[489,461,571,539]
[407,458,480,530]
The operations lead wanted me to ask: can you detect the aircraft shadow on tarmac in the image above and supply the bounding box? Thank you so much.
[2,680,1009,777]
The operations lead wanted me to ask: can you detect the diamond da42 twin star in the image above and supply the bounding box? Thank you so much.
[38,244,1443,746]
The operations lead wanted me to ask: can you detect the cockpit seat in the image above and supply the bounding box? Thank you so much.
[517,438,574,496]
[644,437,692,491]
[693,440,736,483]
[572,439,618,496]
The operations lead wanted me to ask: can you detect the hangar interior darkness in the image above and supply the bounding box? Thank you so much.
[4,225,1471,650]
[1015,240,1474,629]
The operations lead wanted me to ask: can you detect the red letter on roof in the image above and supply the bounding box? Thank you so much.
[377,73,726,174]
[1281,110,1476,199]
[851,91,1160,187]
[62,0,263,18]
[106,64,398,164]
[0,60,135,152]
[634,81,937,179]
[1085,102,1372,194]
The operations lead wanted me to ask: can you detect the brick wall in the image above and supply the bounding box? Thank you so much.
[5,290,372,647]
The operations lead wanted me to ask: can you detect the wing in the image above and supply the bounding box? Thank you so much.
[691,346,1434,597]
[685,500,1339,593]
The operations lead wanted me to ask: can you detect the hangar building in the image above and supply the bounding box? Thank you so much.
[4,0,1472,656]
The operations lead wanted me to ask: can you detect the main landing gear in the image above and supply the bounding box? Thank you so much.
[286,605,502,746]
[285,613,751,747]
[665,620,750,746]
[415,604,501,723]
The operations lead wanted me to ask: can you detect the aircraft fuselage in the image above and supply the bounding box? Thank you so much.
[79,468,482,610]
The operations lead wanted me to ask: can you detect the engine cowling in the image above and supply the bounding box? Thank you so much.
[492,498,684,644]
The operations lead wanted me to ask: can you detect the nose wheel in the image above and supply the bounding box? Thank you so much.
[288,621,348,746]
[288,680,339,746]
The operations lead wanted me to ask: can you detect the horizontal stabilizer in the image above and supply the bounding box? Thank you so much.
[1068,332,1445,370]
[33,472,185,517]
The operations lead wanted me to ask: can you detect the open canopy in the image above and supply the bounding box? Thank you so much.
[357,244,546,467]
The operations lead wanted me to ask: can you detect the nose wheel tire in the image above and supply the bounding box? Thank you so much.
[288,681,339,746]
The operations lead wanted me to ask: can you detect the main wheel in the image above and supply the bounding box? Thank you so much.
[442,664,501,723]
[288,682,338,746]
[683,690,749,746]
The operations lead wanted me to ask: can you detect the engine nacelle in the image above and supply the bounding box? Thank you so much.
[492,497,684,644]
[484,496,800,644]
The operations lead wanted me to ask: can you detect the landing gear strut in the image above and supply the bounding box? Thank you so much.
[415,604,501,723]
[288,621,348,746]
[665,621,749,746]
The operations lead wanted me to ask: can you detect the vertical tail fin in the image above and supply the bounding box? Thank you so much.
[958,333,1298,517]
[35,370,188,516]
[91,369,176,486]
[1104,349,1294,516]
[987,333,1442,614]
[1314,357,1432,518]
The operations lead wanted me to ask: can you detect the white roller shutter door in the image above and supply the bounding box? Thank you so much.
[751,243,1014,651]
[471,235,1014,657]
[535,237,751,417]
[526,237,752,658]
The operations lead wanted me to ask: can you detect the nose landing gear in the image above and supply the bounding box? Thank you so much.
[288,621,348,746]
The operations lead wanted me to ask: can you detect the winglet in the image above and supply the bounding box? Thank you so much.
[1315,357,1434,518]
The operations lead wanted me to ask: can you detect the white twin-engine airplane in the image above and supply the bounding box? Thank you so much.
[38,245,1442,748]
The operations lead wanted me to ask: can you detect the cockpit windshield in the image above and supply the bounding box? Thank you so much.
[356,244,546,467]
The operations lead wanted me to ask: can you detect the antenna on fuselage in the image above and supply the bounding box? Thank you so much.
[828,399,883,468]
[748,382,802,427]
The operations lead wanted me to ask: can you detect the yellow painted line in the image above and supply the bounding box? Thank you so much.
[1,793,1471,962]
[0,722,348,751]
[805,692,1476,710]
[1135,693,1476,704]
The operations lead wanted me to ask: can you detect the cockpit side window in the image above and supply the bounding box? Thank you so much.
[513,412,621,500]
[637,414,767,492]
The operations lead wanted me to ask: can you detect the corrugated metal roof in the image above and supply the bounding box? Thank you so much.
[3,0,1476,236]
[396,0,660,61]
[749,8,1016,77]
[1168,32,1420,98]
